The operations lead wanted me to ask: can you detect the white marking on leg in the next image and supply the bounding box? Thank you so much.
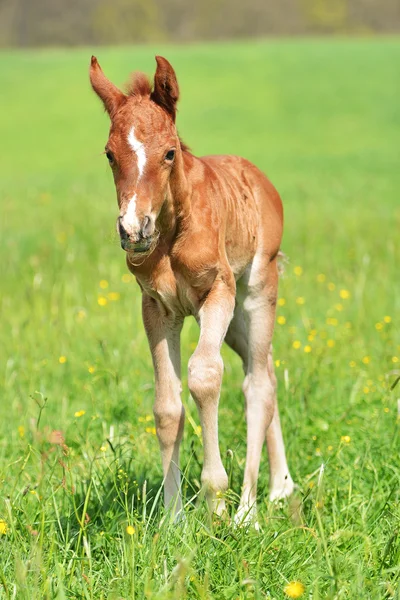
[128,126,146,180]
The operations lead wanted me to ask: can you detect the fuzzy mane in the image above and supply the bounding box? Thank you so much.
[126,72,152,97]
[125,71,190,153]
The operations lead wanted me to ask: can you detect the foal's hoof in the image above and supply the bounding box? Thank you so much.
[269,476,295,502]
[234,504,260,531]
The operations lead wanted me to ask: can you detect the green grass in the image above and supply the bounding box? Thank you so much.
[0,38,399,599]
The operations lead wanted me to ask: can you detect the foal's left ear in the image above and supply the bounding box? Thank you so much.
[150,56,179,122]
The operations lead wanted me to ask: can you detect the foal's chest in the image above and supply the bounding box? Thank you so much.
[130,253,206,317]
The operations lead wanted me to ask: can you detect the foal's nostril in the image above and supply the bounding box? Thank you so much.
[141,215,153,238]
[118,217,129,240]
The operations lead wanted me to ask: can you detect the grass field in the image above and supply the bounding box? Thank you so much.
[0,38,399,599]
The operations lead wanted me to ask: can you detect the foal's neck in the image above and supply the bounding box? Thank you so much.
[158,147,191,242]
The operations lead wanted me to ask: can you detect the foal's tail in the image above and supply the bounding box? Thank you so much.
[277,250,288,276]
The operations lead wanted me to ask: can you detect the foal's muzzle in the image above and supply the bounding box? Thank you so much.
[118,215,154,253]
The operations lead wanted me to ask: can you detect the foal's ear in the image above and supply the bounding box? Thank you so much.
[89,56,126,118]
[150,56,179,122]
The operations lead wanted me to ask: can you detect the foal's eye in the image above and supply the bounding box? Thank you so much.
[165,149,175,162]
[105,150,114,164]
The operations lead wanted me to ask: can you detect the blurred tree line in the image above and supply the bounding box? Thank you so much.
[0,0,399,47]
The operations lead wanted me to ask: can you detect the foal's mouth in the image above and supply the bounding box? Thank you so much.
[120,237,152,253]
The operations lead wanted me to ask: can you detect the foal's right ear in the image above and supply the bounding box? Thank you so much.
[89,56,126,117]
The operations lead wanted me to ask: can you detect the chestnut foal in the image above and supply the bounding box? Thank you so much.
[90,55,294,524]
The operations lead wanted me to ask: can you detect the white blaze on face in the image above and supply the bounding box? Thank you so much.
[128,126,146,180]
[121,126,147,235]
[123,192,138,233]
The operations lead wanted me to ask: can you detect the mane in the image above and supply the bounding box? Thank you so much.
[126,72,152,97]
[125,71,190,153]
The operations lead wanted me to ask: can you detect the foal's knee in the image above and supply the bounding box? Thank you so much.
[153,402,185,448]
[188,353,223,404]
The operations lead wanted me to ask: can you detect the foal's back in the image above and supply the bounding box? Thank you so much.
[185,152,284,279]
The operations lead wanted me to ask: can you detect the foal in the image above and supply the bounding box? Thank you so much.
[90,55,294,524]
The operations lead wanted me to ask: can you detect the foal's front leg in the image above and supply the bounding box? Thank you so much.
[142,294,184,516]
[188,281,235,514]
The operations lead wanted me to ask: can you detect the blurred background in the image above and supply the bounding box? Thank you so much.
[0,0,399,596]
[0,0,399,46]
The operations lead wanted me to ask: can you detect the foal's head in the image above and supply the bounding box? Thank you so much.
[90,56,181,253]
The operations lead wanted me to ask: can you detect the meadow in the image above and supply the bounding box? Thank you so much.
[0,38,399,599]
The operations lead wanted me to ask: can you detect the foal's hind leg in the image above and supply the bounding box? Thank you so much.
[225,302,249,373]
[235,258,293,525]
[266,350,294,501]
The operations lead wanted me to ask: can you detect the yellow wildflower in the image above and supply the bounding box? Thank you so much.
[293,266,303,276]
[384,407,390,413]
[275,359,281,367]
[341,435,351,443]
[100,445,107,452]
[74,410,86,418]
[317,274,326,282]
[278,298,286,306]
[126,525,135,536]
[363,386,369,394]
[383,316,391,324]
[334,303,343,311]
[56,232,67,244]
[88,366,96,374]
[362,356,370,364]
[18,426,25,438]
[327,339,335,348]
[99,280,109,289]
[392,356,399,364]
[284,581,305,598]
[326,317,338,326]
[145,427,157,435]
[349,361,356,368]
[339,289,350,299]
[139,415,153,422]
[292,341,301,350]
[277,316,286,325]
[375,322,383,331]
[98,296,108,306]
[59,356,67,364]
[107,292,120,301]
[304,345,312,353]
[0,520,7,535]
[296,297,305,305]
[76,309,87,321]
[122,273,131,283]
[327,282,335,291]
[327,445,333,451]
